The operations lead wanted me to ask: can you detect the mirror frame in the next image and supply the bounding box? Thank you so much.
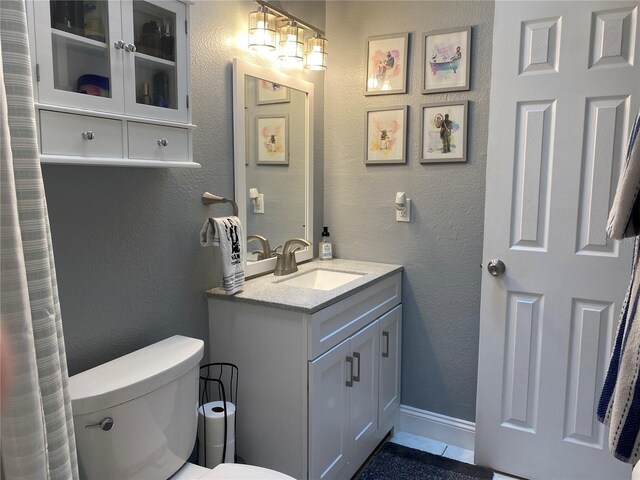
[232,58,314,278]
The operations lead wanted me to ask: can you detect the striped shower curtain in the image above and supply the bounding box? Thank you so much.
[0,1,79,478]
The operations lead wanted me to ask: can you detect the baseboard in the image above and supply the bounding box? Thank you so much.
[398,404,475,451]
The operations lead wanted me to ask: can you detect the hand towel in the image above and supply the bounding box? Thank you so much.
[200,216,245,295]
[606,114,640,239]
[598,113,640,464]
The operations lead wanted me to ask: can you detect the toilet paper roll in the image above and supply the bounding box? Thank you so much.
[197,401,236,468]
[202,440,235,468]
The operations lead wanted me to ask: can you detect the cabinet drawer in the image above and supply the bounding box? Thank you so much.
[128,123,189,161]
[308,272,402,360]
[39,111,123,158]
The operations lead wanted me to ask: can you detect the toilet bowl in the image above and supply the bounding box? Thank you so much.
[69,335,292,480]
[172,462,295,480]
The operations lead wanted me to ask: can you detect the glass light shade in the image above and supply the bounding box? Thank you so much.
[278,22,304,62]
[248,7,276,51]
[305,35,328,70]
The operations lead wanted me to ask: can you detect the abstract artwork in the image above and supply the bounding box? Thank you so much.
[256,115,289,164]
[420,101,468,163]
[364,33,409,95]
[422,27,471,94]
[257,80,290,104]
[365,106,408,164]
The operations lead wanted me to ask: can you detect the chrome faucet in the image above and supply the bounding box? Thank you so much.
[274,238,311,276]
[247,235,273,261]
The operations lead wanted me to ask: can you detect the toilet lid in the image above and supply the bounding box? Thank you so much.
[200,464,295,480]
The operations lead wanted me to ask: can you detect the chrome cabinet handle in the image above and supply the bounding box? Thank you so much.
[487,259,506,277]
[85,417,114,431]
[345,356,353,387]
[125,43,137,52]
[382,331,390,358]
[157,138,169,147]
[352,352,361,382]
[82,131,95,141]
[114,40,126,50]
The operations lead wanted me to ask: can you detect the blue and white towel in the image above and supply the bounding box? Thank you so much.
[200,216,245,295]
[598,113,640,464]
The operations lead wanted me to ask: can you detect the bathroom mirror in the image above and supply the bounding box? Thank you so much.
[232,59,314,278]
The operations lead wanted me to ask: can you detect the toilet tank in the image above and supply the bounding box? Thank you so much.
[69,336,204,480]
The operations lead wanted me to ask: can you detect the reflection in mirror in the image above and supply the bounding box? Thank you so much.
[244,76,306,263]
[232,59,314,278]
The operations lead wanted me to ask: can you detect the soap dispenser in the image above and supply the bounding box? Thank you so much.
[319,226,333,260]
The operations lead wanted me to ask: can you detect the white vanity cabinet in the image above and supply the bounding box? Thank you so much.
[207,268,402,480]
[26,0,197,167]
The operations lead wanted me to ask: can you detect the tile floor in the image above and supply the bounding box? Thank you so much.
[389,431,518,479]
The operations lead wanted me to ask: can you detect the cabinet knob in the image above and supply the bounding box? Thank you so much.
[157,138,169,147]
[125,43,137,53]
[114,40,125,50]
[82,131,95,141]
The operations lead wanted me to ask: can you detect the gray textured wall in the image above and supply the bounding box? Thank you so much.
[42,0,490,423]
[324,1,494,421]
[43,0,325,375]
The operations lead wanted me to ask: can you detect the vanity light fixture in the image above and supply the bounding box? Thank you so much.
[278,21,304,63]
[305,33,328,71]
[250,0,328,69]
[248,5,277,51]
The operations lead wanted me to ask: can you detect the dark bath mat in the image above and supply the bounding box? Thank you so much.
[355,441,494,480]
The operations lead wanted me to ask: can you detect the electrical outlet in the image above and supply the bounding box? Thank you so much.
[254,194,264,214]
[396,199,410,222]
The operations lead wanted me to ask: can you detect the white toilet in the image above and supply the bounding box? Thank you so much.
[69,335,293,480]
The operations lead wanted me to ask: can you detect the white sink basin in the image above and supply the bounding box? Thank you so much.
[277,268,364,291]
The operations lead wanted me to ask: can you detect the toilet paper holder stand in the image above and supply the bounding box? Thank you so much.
[199,362,239,467]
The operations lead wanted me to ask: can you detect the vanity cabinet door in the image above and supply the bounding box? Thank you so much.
[309,339,350,480]
[348,320,380,455]
[378,305,402,428]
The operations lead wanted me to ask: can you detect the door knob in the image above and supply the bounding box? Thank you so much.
[125,43,137,52]
[487,259,506,277]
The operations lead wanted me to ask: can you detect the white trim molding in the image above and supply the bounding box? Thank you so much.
[399,404,475,451]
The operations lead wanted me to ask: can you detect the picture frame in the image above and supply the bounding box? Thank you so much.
[420,101,468,163]
[256,114,289,164]
[365,106,408,164]
[364,32,409,96]
[257,80,290,104]
[422,26,471,94]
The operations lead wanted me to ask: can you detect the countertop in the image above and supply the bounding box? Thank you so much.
[206,259,403,314]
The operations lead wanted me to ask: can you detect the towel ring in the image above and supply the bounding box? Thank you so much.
[202,192,239,217]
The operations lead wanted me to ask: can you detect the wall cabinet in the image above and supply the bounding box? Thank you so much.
[26,0,197,168]
[208,272,402,480]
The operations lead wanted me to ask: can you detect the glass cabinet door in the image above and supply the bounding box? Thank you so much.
[33,0,125,113]
[121,0,188,122]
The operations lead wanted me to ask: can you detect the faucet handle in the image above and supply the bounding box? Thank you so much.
[283,238,311,254]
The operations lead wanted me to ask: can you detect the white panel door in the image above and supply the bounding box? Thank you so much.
[476,2,639,479]
[349,320,380,454]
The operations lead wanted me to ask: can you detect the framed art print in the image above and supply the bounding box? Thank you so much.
[364,33,409,95]
[365,106,408,164]
[256,114,289,164]
[257,80,290,104]
[420,101,468,163]
[422,26,471,94]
